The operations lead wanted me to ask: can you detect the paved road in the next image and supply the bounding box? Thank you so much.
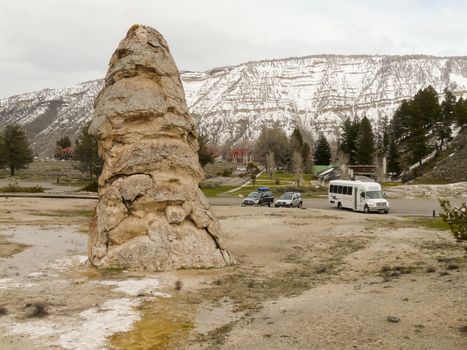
[0,193,462,217]
[208,197,463,217]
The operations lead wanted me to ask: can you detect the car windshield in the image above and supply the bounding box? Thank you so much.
[247,192,260,199]
[366,191,384,199]
[280,192,294,200]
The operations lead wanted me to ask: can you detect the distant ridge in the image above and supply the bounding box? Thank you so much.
[1,54,467,156]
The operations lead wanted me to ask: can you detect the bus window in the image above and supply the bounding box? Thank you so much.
[338,185,343,194]
[343,186,348,195]
[348,187,353,195]
[330,185,334,193]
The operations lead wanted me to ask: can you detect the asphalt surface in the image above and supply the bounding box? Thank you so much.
[0,193,462,217]
[208,197,463,217]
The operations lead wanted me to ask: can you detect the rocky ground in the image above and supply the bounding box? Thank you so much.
[0,197,466,349]
[385,182,467,200]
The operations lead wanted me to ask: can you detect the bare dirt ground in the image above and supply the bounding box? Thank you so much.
[0,198,466,349]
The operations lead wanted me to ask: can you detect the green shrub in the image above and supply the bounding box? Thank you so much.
[0,183,44,193]
[221,168,233,177]
[274,176,280,185]
[80,181,98,192]
[439,200,467,241]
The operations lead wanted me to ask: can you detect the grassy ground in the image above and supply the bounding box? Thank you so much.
[201,171,327,198]
[0,160,94,186]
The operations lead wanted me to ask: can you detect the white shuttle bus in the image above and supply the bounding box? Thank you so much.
[328,180,389,213]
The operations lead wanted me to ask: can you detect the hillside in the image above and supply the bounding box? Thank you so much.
[414,128,467,183]
[1,55,467,156]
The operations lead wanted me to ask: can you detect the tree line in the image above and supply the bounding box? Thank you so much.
[0,122,101,179]
[338,86,467,177]
[389,87,466,170]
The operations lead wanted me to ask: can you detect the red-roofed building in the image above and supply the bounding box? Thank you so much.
[229,147,252,163]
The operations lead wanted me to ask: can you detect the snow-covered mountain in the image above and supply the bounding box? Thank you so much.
[1,55,467,156]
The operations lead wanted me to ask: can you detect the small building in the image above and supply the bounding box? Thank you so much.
[55,146,74,160]
[347,165,377,180]
[229,148,252,163]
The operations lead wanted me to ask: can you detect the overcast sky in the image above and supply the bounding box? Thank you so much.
[0,0,466,98]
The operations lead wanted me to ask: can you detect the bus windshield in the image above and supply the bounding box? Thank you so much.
[366,191,384,199]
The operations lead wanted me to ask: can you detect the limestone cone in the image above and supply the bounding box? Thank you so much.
[88,25,234,270]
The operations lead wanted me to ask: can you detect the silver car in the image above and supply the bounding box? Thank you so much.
[274,192,303,208]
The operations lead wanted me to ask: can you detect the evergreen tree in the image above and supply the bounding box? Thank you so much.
[198,134,214,166]
[340,117,360,164]
[455,97,467,130]
[390,100,411,142]
[56,136,72,149]
[73,122,102,180]
[290,127,304,153]
[314,134,331,165]
[375,115,390,154]
[436,88,456,150]
[391,95,431,168]
[356,116,375,165]
[414,86,440,129]
[387,139,401,176]
[0,124,34,176]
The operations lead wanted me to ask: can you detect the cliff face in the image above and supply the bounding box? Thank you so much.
[1,55,467,156]
[0,80,104,156]
[183,55,467,145]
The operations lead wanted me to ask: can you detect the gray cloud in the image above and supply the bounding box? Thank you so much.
[0,0,466,98]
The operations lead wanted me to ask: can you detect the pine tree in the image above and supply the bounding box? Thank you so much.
[340,117,360,164]
[375,115,390,154]
[0,124,34,176]
[436,88,456,150]
[390,100,411,142]
[387,139,401,176]
[73,122,102,180]
[414,86,441,129]
[198,134,214,166]
[290,127,304,153]
[455,97,467,130]
[356,116,375,165]
[314,134,331,165]
[57,136,72,149]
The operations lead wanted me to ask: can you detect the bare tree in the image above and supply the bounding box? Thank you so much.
[266,151,276,178]
[291,151,304,187]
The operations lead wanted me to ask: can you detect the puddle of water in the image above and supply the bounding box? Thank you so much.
[111,296,195,350]
[0,225,87,279]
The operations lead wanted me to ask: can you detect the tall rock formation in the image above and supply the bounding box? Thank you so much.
[88,25,234,270]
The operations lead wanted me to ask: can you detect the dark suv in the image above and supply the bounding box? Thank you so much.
[242,190,274,207]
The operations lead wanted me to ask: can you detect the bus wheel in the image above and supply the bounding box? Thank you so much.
[364,205,369,213]
[337,202,342,209]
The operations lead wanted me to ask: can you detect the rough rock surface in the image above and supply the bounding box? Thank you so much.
[88,25,234,270]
